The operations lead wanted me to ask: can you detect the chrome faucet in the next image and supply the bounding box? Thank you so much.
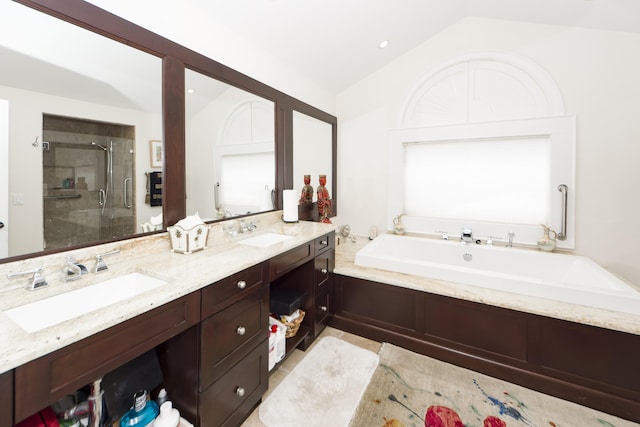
[8,267,48,290]
[461,228,473,244]
[435,230,449,240]
[94,249,121,273]
[64,256,87,282]
[507,231,515,248]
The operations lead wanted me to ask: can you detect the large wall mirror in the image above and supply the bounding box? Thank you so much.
[292,111,334,220]
[185,69,275,220]
[1,0,337,265]
[291,109,337,221]
[0,0,162,259]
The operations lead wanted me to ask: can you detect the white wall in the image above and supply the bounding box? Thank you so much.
[84,0,336,115]
[1,85,162,256]
[336,17,640,286]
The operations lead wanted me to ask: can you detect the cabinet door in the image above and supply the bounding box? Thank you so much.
[314,288,332,336]
[14,292,200,422]
[314,250,333,291]
[0,370,12,427]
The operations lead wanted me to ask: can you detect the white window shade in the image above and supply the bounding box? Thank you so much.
[404,137,550,225]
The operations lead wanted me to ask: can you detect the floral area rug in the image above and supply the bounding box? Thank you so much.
[349,343,639,427]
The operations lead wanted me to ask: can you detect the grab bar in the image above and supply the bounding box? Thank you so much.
[123,177,132,209]
[557,184,568,241]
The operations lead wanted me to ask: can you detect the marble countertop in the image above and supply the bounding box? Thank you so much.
[0,212,336,374]
[334,235,640,336]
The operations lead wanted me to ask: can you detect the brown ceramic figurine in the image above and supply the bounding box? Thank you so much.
[299,174,313,204]
[317,174,332,223]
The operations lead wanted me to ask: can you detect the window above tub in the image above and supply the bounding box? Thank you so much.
[389,52,575,249]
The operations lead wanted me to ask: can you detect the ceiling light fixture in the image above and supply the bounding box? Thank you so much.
[378,40,390,49]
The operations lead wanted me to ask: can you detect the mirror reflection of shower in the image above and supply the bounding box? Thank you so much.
[42,115,136,250]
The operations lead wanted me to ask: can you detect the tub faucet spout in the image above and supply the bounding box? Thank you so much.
[461,228,473,244]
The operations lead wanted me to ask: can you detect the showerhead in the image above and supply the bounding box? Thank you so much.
[91,141,107,151]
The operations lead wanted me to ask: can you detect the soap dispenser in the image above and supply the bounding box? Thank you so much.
[537,224,557,252]
[120,390,159,427]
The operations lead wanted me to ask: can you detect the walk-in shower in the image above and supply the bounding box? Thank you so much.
[42,115,136,250]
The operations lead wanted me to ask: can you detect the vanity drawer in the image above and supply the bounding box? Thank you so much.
[314,250,333,290]
[314,232,334,255]
[201,262,267,319]
[269,242,313,280]
[314,289,332,336]
[200,285,268,391]
[199,342,268,427]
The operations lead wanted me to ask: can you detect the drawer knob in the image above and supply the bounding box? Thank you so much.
[235,386,245,397]
[319,305,328,312]
[237,280,247,289]
[236,326,246,336]
[321,268,328,274]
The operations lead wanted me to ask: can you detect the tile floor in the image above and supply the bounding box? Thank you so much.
[240,327,380,427]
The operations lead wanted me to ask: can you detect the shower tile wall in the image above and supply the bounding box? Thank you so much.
[42,115,136,250]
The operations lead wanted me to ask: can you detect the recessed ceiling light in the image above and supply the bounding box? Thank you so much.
[378,40,390,49]
[187,88,195,94]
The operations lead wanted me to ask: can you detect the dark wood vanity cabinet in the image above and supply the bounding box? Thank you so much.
[332,274,640,423]
[12,292,200,424]
[269,232,335,351]
[160,262,269,427]
[0,370,13,427]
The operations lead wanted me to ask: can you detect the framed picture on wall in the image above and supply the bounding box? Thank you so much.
[150,140,163,168]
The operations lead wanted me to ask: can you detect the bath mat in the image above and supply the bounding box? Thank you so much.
[349,342,639,427]
[258,336,379,427]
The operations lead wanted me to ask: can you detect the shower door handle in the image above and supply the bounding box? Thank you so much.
[123,177,132,209]
[98,189,106,207]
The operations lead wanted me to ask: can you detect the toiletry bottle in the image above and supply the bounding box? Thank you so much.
[154,401,180,427]
[155,388,168,407]
[120,390,159,427]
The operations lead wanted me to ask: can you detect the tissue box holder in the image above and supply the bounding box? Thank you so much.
[167,224,208,254]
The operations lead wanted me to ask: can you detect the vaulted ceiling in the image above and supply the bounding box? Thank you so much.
[87,0,640,93]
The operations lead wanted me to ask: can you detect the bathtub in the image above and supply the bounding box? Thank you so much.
[354,234,640,316]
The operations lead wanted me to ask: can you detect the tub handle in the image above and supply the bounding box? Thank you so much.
[557,184,568,241]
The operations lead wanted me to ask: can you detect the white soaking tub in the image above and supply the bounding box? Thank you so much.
[355,233,640,315]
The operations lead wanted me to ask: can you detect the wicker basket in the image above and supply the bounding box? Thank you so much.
[282,310,305,338]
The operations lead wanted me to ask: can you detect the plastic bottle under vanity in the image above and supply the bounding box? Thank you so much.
[120,390,159,427]
[155,388,168,407]
[154,401,180,427]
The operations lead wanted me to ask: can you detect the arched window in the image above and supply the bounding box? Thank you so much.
[390,52,575,248]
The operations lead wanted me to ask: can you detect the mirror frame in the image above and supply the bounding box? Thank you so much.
[3,0,336,264]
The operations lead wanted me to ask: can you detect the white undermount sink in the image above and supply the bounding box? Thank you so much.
[4,272,167,333]
[238,232,293,248]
